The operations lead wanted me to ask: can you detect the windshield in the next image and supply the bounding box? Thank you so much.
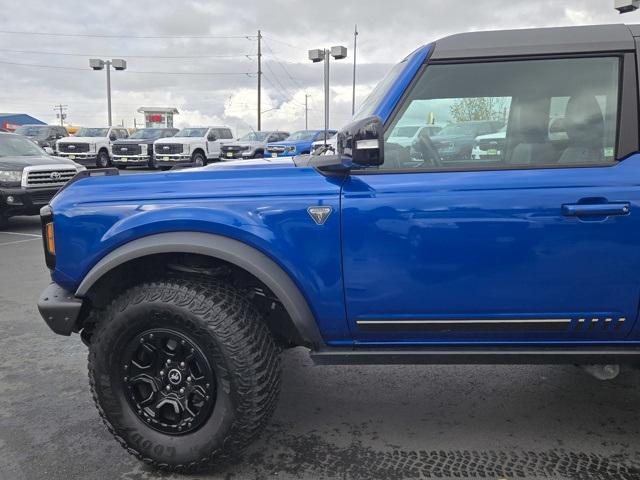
[129,128,168,140]
[0,134,45,157]
[76,128,109,137]
[437,123,479,137]
[14,126,48,138]
[285,130,317,141]
[176,128,208,137]
[239,131,269,142]
[391,126,421,138]
[353,60,407,121]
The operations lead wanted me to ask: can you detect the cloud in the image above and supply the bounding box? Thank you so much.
[0,0,631,133]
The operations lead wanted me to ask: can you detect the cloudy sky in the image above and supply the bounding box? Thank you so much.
[0,0,634,136]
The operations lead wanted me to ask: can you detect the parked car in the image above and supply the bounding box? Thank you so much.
[220,130,290,160]
[111,127,178,169]
[154,126,234,168]
[14,125,68,154]
[471,126,507,161]
[310,133,338,155]
[0,132,83,228]
[387,124,443,148]
[265,129,337,157]
[430,120,504,162]
[37,23,639,472]
[56,126,129,168]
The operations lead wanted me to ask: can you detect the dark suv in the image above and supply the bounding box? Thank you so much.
[111,127,178,169]
[14,125,68,154]
[0,132,82,227]
[430,120,503,162]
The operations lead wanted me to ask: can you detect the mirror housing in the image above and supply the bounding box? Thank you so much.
[337,116,384,167]
[109,134,117,141]
[207,134,218,141]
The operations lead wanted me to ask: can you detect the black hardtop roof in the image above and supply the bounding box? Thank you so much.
[431,24,639,60]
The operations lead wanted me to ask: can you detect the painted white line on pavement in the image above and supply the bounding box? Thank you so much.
[0,238,41,246]
[0,231,41,238]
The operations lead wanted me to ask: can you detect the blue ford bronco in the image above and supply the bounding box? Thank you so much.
[37,24,640,471]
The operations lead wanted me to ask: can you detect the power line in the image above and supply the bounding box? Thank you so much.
[262,39,305,92]
[0,48,254,59]
[0,59,254,75]
[0,29,254,39]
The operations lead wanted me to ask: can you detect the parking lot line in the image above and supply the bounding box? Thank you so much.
[1,231,41,238]
[0,238,41,246]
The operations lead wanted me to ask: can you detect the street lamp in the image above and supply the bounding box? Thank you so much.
[615,0,639,12]
[309,45,347,145]
[90,58,127,126]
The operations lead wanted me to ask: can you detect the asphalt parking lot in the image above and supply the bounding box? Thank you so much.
[2,169,640,480]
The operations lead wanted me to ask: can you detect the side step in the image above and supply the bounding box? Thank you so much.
[310,347,640,366]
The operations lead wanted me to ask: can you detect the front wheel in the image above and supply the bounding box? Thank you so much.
[88,278,281,472]
[96,150,110,168]
[192,152,205,167]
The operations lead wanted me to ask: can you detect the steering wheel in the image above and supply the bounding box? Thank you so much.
[415,129,442,167]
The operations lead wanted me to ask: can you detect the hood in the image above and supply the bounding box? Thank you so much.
[50,155,327,211]
[0,154,78,169]
[268,139,314,147]
[114,138,156,145]
[156,136,200,144]
[58,136,105,143]
[431,133,474,142]
[224,140,264,148]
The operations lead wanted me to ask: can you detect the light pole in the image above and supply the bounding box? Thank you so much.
[615,0,639,12]
[309,45,347,144]
[89,58,127,126]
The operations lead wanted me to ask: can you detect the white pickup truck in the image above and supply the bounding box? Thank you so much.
[56,126,129,168]
[153,126,234,168]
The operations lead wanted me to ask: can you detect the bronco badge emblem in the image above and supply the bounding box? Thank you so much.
[307,206,332,225]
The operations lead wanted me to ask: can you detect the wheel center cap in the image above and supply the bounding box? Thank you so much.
[168,369,182,385]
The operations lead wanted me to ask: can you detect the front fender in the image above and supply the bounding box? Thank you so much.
[75,231,325,348]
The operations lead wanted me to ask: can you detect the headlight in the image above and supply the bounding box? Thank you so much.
[90,143,96,152]
[75,165,87,172]
[141,144,148,154]
[0,170,23,183]
[286,146,296,153]
[184,144,190,153]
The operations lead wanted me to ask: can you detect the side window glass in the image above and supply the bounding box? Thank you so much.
[382,57,620,171]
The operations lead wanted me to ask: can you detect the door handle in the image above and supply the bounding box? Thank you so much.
[562,202,630,217]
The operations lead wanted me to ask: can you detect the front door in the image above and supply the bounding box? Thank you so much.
[341,54,640,345]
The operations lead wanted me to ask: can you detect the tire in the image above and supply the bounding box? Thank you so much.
[192,152,205,167]
[148,155,158,170]
[254,150,264,159]
[96,150,110,168]
[88,277,281,472]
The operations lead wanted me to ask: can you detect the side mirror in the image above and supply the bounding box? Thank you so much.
[207,134,217,141]
[109,134,117,141]
[337,116,384,167]
[43,146,54,155]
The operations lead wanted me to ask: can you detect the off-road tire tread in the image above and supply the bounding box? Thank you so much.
[88,277,281,473]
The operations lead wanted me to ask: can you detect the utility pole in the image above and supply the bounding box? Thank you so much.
[53,104,68,126]
[257,30,262,131]
[305,94,311,130]
[352,24,358,116]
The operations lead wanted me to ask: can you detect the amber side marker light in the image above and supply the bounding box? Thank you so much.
[45,222,55,255]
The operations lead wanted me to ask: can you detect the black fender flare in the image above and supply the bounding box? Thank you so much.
[75,232,324,347]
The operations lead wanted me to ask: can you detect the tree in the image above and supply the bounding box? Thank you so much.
[449,97,508,123]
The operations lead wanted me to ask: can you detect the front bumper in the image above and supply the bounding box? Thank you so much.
[0,187,59,217]
[112,154,150,166]
[57,152,98,166]
[155,154,194,166]
[38,283,84,336]
[265,151,295,158]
